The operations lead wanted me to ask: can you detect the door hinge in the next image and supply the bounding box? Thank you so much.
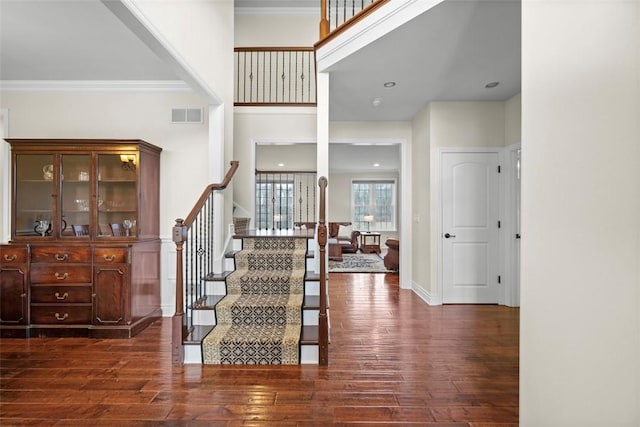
[498,220,501,229]
[498,275,502,284]
[498,165,501,173]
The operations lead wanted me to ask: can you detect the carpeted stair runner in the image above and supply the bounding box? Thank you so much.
[202,237,307,364]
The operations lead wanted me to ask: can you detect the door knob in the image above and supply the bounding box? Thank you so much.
[444,233,456,238]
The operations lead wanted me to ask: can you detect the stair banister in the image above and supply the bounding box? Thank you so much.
[317,176,329,365]
[172,160,239,365]
[182,160,239,226]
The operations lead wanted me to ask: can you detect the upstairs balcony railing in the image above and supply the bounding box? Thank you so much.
[234,1,388,107]
[234,47,316,106]
[319,0,389,41]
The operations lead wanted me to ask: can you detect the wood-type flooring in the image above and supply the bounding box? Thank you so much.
[0,273,519,426]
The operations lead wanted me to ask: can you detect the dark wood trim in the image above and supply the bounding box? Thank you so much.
[234,46,314,52]
[235,102,317,107]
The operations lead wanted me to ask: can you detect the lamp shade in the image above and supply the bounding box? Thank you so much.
[363,215,374,223]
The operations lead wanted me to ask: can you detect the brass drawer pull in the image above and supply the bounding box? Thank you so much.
[103,254,116,262]
[55,272,69,280]
[55,292,69,300]
[3,254,17,261]
[54,313,69,321]
[55,253,69,261]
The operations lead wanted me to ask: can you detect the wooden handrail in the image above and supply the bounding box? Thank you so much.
[182,160,239,227]
[317,0,390,49]
[317,176,329,366]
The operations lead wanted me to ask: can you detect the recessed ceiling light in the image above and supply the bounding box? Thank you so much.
[278,163,284,167]
[373,163,380,167]
[485,81,500,88]
[372,97,383,107]
[383,81,396,88]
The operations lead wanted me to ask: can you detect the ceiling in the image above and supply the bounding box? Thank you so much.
[0,0,521,171]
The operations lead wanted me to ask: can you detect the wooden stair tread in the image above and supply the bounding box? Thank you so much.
[300,325,323,345]
[184,324,214,344]
[190,294,225,310]
[204,271,233,281]
[303,295,329,310]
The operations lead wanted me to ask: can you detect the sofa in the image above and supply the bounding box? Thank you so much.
[328,222,360,253]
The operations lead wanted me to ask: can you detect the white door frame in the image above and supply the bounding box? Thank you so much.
[500,143,521,307]
[438,147,519,305]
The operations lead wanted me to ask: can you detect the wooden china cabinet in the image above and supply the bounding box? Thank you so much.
[0,139,162,338]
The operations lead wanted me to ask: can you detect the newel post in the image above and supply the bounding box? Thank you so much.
[172,218,186,365]
[317,176,329,366]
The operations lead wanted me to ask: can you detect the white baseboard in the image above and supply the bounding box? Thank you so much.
[412,281,442,305]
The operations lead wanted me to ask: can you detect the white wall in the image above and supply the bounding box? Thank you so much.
[505,93,522,147]
[233,108,317,217]
[256,144,316,171]
[411,104,431,301]
[521,1,640,425]
[0,90,211,316]
[235,13,318,46]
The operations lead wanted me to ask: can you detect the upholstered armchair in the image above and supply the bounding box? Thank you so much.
[328,222,360,253]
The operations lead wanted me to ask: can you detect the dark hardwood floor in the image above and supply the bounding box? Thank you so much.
[0,273,519,426]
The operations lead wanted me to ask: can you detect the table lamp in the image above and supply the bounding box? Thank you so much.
[363,215,374,232]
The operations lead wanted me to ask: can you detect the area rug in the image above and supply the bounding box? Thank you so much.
[329,253,392,273]
[202,237,306,364]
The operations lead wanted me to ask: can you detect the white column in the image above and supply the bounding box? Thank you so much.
[521,1,640,425]
[315,72,330,273]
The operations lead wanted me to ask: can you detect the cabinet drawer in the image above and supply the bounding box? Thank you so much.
[1,246,28,264]
[93,247,129,264]
[31,266,92,284]
[31,285,92,303]
[30,305,92,324]
[31,247,90,264]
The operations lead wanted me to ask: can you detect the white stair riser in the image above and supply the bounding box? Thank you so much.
[206,281,227,295]
[193,310,216,326]
[186,343,319,365]
[306,258,316,270]
[303,309,319,326]
[225,257,236,271]
[184,344,203,364]
[305,281,319,295]
[300,345,319,364]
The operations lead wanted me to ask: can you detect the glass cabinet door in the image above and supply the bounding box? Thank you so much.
[97,154,137,238]
[60,154,91,238]
[14,154,55,238]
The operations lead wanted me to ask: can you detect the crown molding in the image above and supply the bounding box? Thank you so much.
[0,80,191,92]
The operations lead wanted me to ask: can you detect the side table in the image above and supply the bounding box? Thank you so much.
[359,232,381,254]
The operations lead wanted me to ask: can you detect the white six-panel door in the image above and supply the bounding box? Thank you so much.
[441,151,500,303]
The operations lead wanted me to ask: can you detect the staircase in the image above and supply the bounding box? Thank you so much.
[171,164,329,366]
[183,233,322,364]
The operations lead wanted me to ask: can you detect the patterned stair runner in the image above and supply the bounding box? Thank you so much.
[202,237,307,364]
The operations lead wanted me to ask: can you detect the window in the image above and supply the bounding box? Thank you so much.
[352,179,396,231]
